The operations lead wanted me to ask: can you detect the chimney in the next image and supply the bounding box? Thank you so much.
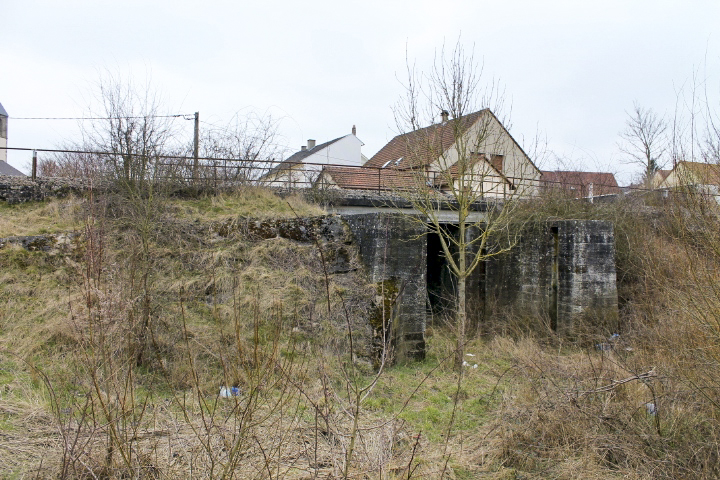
[301,146,307,151]
[440,110,449,123]
[307,139,316,149]
[352,125,357,136]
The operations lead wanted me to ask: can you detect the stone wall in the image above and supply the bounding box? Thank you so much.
[0,175,89,204]
[0,232,82,255]
[216,212,430,363]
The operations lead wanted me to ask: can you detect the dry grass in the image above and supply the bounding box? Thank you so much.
[167,187,324,222]
[0,196,84,237]
[6,190,720,478]
[0,188,393,477]
[0,384,426,479]
[0,188,322,238]
[471,197,720,479]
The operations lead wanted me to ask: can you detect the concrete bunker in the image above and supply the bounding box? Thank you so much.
[344,213,618,361]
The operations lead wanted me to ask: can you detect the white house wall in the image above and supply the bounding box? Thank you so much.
[0,113,7,163]
[448,160,509,198]
[434,111,540,196]
[314,135,363,167]
[265,134,363,187]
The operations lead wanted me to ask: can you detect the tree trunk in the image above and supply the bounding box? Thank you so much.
[455,220,467,372]
[455,274,466,372]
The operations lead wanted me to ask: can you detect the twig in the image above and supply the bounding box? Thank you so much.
[576,369,657,396]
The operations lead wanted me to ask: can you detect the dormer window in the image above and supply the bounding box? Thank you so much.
[381,157,404,168]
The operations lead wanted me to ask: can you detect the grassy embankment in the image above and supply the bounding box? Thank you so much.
[0,189,506,478]
[2,188,720,478]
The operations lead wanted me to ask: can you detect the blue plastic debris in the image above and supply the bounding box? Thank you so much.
[220,386,240,398]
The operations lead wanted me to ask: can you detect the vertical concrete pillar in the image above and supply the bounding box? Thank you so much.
[554,220,619,335]
[343,213,427,362]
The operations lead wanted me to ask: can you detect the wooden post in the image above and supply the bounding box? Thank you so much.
[32,150,37,181]
[192,112,199,182]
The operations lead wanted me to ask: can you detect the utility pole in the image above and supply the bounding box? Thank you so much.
[192,112,199,182]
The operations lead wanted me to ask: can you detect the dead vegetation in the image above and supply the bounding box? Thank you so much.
[3,187,720,478]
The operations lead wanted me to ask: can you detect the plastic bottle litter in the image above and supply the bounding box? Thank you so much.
[219,386,240,398]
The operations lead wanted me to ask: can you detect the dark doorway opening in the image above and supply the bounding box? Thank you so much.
[426,225,459,316]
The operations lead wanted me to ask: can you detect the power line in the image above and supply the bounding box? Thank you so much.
[9,114,194,121]
[1,146,269,163]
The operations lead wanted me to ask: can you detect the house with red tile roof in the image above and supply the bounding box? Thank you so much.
[315,165,420,191]
[540,171,621,198]
[317,109,541,197]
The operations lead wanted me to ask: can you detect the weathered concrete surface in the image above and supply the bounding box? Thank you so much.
[209,212,429,361]
[484,220,618,335]
[211,214,356,274]
[343,214,427,361]
[555,220,618,334]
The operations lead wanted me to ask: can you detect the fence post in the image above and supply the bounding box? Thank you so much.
[32,150,37,181]
[192,112,199,183]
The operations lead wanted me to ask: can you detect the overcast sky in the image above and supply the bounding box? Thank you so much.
[2,0,719,184]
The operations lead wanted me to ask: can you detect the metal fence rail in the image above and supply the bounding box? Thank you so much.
[4,146,718,202]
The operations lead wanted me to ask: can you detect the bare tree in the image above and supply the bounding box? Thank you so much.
[193,111,287,184]
[391,42,537,372]
[618,102,667,188]
[38,145,104,179]
[81,71,179,190]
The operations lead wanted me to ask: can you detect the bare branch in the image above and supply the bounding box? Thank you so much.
[618,102,667,187]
